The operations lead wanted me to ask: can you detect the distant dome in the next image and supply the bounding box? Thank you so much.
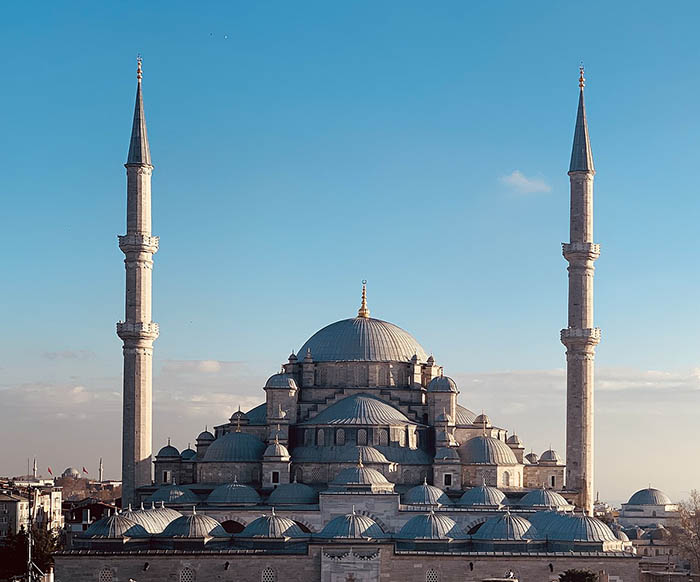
[627,488,672,506]
[202,432,266,462]
[524,452,539,464]
[462,436,518,465]
[642,525,672,541]
[528,510,569,536]
[267,481,318,505]
[549,514,617,542]
[517,488,570,509]
[147,485,199,505]
[506,434,523,446]
[427,376,458,393]
[207,480,261,506]
[239,512,307,538]
[265,373,298,390]
[62,467,81,479]
[455,405,477,425]
[298,317,428,362]
[83,513,149,539]
[458,484,506,507]
[472,512,538,541]
[156,443,180,459]
[474,413,491,427]
[160,511,229,538]
[403,480,452,506]
[264,440,290,459]
[303,393,415,426]
[196,430,215,442]
[317,512,386,539]
[539,449,562,464]
[180,447,196,460]
[397,512,465,539]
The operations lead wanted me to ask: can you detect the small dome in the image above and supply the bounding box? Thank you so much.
[474,413,492,427]
[462,436,518,465]
[267,481,318,505]
[434,447,460,461]
[506,434,523,447]
[160,510,229,538]
[238,511,307,538]
[549,514,617,542]
[180,447,196,460]
[264,440,290,459]
[472,512,538,541]
[156,443,180,459]
[397,511,465,539]
[202,432,266,462]
[539,449,562,464]
[317,511,386,539]
[528,510,569,536]
[229,409,248,423]
[147,485,199,505]
[62,467,81,478]
[627,488,672,506]
[207,480,261,505]
[517,487,570,509]
[196,430,215,442]
[265,373,298,390]
[524,452,539,464]
[83,513,149,539]
[331,464,391,487]
[427,376,458,393]
[403,480,452,506]
[458,484,506,507]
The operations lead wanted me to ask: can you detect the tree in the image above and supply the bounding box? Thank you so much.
[0,525,62,580]
[674,489,700,572]
[559,569,598,582]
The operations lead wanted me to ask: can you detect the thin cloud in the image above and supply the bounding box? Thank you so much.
[499,170,551,194]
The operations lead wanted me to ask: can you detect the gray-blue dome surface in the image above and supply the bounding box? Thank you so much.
[292,444,431,465]
[238,513,307,538]
[527,510,569,536]
[147,485,199,505]
[246,403,267,425]
[403,481,452,506]
[427,376,458,393]
[196,430,215,442]
[298,317,428,362]
[457,485,506,507]
[123,503,181,533]
[472,513,539,541]
[331,464,390,486]
[462,436,518,465]
[264,373,298,389]
[397,512,465,539]
[180,448,196,460]
[317,512,386,539]
[207,481,261,505]
[156,444,180,458]
[160,511,229,538]
[434,447,460,461]
[539,449,562,463]
[627,488,672,505]
[202,431,266,462]
[303,393,416,426]
[549,514,617,542]
[83,513,149,539]
[267,481,318,505]
[517,488,569,509]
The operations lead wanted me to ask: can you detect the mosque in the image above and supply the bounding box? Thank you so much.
[55,62,649,582]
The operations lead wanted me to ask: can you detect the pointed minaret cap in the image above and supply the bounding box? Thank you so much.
[357,280,370,318]
[569,65,594,173]
[126,56,152,166]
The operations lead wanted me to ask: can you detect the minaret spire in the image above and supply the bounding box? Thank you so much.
[117,57,159,506]
[357,280,370,318]
[561,66,600,515]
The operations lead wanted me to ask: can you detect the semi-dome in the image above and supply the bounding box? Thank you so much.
[267,481,318,505]
[462,436,518,465]
[317,511,386,539]
[403,479,452,506]
[303,393,415,426]
[298,317,428,363]
[427,376,458,393]
[160,509,229,538]
[472,512,539,541]
[238,511,307,538]
[202,432,266,462]
[549,514,617,542]
[397,511,465,539]
[517,487,570,509]
[458,484,506,507]
[265,373,298,390]
[83,513,149,539]
[207,480,261,505]
[147,485,199,505]
[627,488,672,505]
[156,443,180,459]
[180,447,196,460]
[539,449,562,464]
[528,510,569,536]
[455,405,477,425]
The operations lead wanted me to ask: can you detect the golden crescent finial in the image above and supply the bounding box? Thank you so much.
[357,280,370,318]
[137,55,143,81]
[579,64,585,89]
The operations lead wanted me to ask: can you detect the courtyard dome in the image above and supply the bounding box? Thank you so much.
[83,513,149,539]
[403,479,452,506]
[528,510,569,536]
[427,376,458,393]
[267,481,318,505]
[332,464,390,487]
[627,488,672,505]
[303,393,415,426]
[265,373,298,390]
[124,503,181,534]
[549,514,617,542]
[458,484,506,507]
[517,487,570,509]
[539,449,562,464]
[202,431,266,462]
[397,511,465,539]
[298,317,428,362]
[317,511,386,539]
[147,485,199,505]
[160,509,229,538]
[238,511,307,538]
[472,512,539,541]
[207,479,261,505]
[462,436,518,465]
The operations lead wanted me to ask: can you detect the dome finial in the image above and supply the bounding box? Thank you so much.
[578,63,585,89]
[235,412,241,433]
[357,448,364,467]
[357,280,370,318]
[137,54,143,81]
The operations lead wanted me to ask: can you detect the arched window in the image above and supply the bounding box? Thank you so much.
[180,567,195,582]
[652,510,657,517]
[317,429,325,446]
[262,567,276,582]
[295,468,303,482]
[98,569,113,582]
[378,429,388,446]
[336,429,345,445]
[304,430,313,445]
[503,471,510,487]
[426,568,439,582]
[357,429,367,446]
[550,475,556,487]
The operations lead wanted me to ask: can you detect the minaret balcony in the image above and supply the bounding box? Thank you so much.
[562,242,600,260]
[117,321,159,341]
[560,327,601,347]
[119,234,159,254]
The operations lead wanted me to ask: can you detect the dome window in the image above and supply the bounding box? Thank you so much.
[357,429,367,446]
[335,429,345,446]
[317,429,325,446]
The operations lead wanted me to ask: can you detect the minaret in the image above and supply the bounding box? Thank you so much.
[98,458,104,483]
[560,66,600,514]
[32,458,37,479]
[117,57,159,506]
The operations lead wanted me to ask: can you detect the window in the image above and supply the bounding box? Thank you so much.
[162,470,171,484]
[550,475,556,487]
[304,430,313,445]
[336,429,345,445]
[426,569,439,582]
[378,429,388,446]
[98,569,113,582]
[262,567,276,582]
[317,429,325,446]
[180,567,195,582]
[503,471,510,487]
[272,471,279,484]
[295,468,303,482]
[357,429,367,446]
[443,474,452,487]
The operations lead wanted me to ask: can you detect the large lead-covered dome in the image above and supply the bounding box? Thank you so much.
[298,317,428,362]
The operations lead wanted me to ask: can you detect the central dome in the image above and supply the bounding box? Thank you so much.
[298,317,428,362]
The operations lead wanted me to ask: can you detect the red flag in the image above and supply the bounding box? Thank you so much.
[47,467,53,475]
[82,467,89,474]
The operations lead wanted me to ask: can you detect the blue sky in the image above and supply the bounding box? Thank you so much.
[2,1,699,503]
